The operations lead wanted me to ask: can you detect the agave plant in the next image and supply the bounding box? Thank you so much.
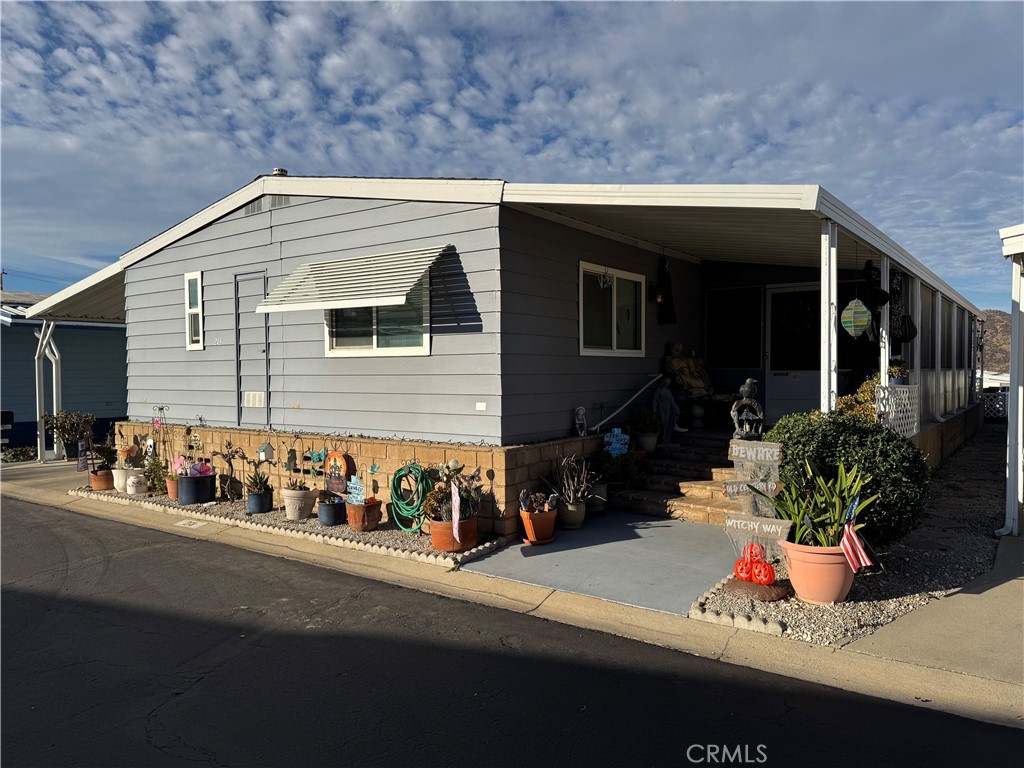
[751,461,878,547]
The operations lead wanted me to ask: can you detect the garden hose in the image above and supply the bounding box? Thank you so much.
[390,463,433,532]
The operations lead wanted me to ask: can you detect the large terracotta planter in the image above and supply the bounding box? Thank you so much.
[89,469,114,491]
[347,499,382,531]
[282,488,317,521]
[520,507,556,544]
[558,501,586,529]
[166,476,178,500]
[779,539,855,605]
[429,517,478,552]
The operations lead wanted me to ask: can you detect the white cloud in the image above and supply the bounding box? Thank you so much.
[0,1,1020,311]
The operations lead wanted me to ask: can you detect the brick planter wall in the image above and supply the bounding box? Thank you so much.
[115,422,604,537]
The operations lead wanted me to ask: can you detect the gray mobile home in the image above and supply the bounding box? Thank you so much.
[27,173,984,457]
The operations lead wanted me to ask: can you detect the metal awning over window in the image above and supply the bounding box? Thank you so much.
[255,245,451,313]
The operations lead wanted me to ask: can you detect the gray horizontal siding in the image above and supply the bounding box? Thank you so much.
[125,196,501,443]
[498,207,702,443]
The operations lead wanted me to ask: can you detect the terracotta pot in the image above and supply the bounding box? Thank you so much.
[89,469,114,491]
[282,488,317,520]
[779,539,855,605]
[347,499,382,531]
[520,507,556,544]
[558,501,586,529]
[166,476,178,500]
[429,517,478,552]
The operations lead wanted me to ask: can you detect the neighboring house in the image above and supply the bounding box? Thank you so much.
[998,223,1023,537]
[26,173,984,455]
[1,290,127,451]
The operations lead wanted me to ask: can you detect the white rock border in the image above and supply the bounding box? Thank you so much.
[68,487,513,569]
[688,575,787,637]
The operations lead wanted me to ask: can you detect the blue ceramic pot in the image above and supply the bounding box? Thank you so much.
[318,501,346,527]
[178,474,216,505]
[247,490,274,514]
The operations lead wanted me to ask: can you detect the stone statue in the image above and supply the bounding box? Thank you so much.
[730,378,765,440]
[652,377,684,443]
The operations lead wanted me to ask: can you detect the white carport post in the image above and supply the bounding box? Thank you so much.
[1001,250,1023,536]
[34,320,62,461]
[879,256,890,381]
[820,220,839,412]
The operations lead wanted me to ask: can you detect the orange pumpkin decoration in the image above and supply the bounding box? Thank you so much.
[752,560,776,585]
[742,542,766,562]
[733,557,754,581]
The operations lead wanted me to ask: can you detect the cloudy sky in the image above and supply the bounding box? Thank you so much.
[2,1,1021,311]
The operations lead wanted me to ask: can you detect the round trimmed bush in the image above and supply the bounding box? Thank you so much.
[764,411,929,548]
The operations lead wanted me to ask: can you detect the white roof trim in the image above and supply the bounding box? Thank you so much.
[24,259,125,321]
[255,245,448,314]
[1000,223,1024,259]
[502,182,821,210]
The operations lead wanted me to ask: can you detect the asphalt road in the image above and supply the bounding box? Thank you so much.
[3,497,1021,768]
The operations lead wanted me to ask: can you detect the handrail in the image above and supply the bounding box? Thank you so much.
[587,374,664,433]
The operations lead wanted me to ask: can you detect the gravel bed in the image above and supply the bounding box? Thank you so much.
[72,486,501,564]
[694,423,1007,646]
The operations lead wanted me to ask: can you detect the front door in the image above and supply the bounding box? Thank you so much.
[235,272,270,427]
[766,284,820,424]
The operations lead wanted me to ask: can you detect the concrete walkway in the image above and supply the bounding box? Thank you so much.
[2,459,1021,729]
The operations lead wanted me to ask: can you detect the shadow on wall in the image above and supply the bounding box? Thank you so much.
[430,246,482,335]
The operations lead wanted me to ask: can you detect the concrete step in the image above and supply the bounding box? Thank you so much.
[711,466,737,481]
[677,479,731,501]
[666,496,741,526]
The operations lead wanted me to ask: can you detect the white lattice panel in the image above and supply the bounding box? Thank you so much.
[876,384,920,437]
[982,392,1008,418]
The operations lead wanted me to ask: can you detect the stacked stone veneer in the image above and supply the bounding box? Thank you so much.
[116,421,603,537]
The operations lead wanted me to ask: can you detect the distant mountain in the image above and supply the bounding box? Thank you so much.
[982,309,1011,374]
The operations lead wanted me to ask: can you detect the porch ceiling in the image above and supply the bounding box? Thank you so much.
[512,202,871,271]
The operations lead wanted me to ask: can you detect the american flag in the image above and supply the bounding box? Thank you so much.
[840,493,873,571]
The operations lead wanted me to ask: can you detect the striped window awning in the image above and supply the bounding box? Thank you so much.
[255,245,450,313]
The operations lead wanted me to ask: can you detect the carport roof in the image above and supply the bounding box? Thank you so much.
[26,175,982,323]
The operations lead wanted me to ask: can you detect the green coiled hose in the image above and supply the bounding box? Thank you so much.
[389,463,433,532]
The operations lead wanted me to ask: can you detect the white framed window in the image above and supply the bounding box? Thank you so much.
[184,271,204,350]
[579,262,645,356]
[324,277,430,357]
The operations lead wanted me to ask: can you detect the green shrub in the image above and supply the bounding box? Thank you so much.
[764,411,929,547]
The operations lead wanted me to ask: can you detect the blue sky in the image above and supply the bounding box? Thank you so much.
[2,1,1022,311]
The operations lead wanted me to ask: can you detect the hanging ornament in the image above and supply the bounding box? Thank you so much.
[841,298,871,338]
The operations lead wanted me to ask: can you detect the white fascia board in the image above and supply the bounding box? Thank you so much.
[263,176,505,204]
[119,178,267,269]
[815,187,983,317]
[502,183,819,210]
[24,260,124,320]
[999,223,1024,259]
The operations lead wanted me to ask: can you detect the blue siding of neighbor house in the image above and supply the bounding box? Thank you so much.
[0,323,127,447]
[124,195,502,443]
[497,207,703,444]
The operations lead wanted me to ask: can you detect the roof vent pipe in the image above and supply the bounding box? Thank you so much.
[272,168,288,176]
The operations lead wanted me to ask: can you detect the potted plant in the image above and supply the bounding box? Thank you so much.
[630,406,662,452]
[316,489,346,526]
[423,460,482,552]
[174,454,216,505]
[281,477,317,521]
[245,469,275,515]
[112,444,145,493]
[43,411,95,460]
[519,489,557,545]
[888,358,909,385]
[89,441,117,491]
[752,461,878,604]
[143,453,170,496]
[545,454,595,529]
